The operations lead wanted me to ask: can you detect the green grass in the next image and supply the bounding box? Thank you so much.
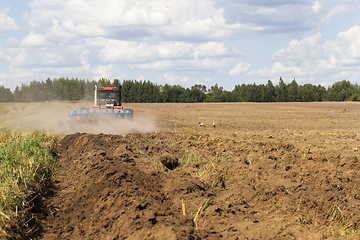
[0,130,60,239]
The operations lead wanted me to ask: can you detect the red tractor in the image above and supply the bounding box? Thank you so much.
[68,85,133,122]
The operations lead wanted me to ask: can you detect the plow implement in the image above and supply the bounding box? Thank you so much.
[62,85,134,129]
[67,108,133,123]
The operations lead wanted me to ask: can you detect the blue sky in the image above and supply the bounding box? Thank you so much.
[0,0,360,91]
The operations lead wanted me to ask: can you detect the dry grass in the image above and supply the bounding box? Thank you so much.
[335,108,350,113]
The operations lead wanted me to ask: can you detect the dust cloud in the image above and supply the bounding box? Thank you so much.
[58,117,157,135]
[0,102,157,135]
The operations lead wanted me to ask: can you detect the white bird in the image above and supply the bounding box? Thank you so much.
[213,122,216,128]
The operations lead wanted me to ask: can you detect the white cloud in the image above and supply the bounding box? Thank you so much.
[47,19,79,41]
[97,39,229,66]
[312,1,322,14]
[98,40,196,62]
[25,0,328,42]
[116,74,126,80]
[5,47,21,58]
[5,37,19,47]
[157,73,192,84]
[79,50,90,69]
[194,42,227,57]
[5,43,84,70]
[41,52,64,65]
[137,75,146,81]
[274,26,360,67]
[245,7,277,15]
[336,25,360,58]
[273,33,324,60]
[316,55,338,71]
[111,1,171,26]
[179,58,230,69]
[26,0,238,40]
[62,20,105,37]
[270,62,296,75]
[12,49,27,67]
[131,60,173,70]
[132,57,230,71]
[1,65,40,90]
[0,48,6,64]
[321,4,353,24]
[258,24,360,83]
[21,31,48,47]
[228,62,251,76]
[0,64,94,91]
[94,64,114,80]
[0,9,19,32]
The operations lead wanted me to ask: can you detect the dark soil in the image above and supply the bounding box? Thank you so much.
[37,130,360,239]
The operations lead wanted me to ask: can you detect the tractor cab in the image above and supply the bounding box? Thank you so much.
[95,86,122,109]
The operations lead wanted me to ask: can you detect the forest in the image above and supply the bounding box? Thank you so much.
[1,77,360,103]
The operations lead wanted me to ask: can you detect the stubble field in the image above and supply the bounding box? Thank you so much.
[2,101,360,239]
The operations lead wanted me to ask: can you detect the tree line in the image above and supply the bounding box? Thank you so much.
[1,77,360,103]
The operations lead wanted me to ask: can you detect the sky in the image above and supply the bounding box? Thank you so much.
[0,0,360,91]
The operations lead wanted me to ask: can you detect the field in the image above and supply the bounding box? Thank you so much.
[2,101,360,239]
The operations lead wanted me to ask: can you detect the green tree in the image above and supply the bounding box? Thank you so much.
[327,80,359,101]
[190,85,207,102]
[97,78,113,87]
[0,86,14,102]
[112,79,121,87]
[264,80,276,102]
[220,91,237,102]
[205,84,223,102]
[276,77,288,102]
[288,79,299,102]
[232,84,246,102]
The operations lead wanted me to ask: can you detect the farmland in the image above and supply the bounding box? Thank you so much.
[1,101,360,239]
